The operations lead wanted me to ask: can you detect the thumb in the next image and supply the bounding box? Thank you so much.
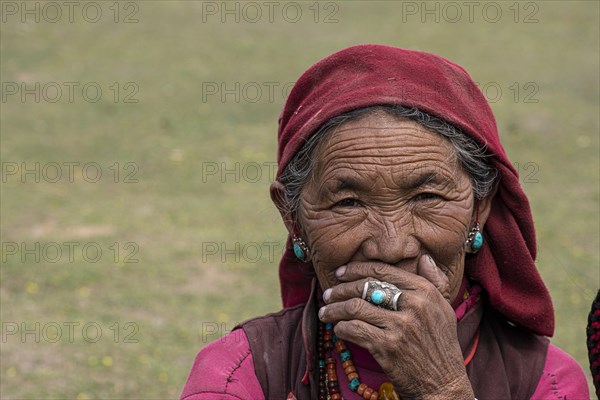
[417,254,451,302]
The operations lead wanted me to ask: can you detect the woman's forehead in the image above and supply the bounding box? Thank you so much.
[325,113,453,150]
[313,114,459,177]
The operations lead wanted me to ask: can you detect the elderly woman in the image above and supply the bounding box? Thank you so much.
[181,45,588,399]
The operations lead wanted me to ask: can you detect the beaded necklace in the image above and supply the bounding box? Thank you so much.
[318,322,399,400]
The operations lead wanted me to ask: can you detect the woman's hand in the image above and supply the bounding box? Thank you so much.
[318,255,474,400]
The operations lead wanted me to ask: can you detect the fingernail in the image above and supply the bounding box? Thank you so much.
[318,306,326,321]
[427,255,435,266]
[335,266,346,278]
[323,288,332,303]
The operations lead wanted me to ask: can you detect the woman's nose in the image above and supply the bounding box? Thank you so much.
[360,217,420,266]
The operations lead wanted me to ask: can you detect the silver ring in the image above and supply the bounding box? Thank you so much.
[361,280,402,311]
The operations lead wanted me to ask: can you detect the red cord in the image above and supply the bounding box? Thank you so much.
[464,329,480,366]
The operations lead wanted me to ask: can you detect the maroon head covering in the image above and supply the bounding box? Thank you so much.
[275,44,554,337]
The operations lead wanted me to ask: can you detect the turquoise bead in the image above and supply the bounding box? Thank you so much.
[319,359,325,367]
[340,350,352,362]
[293,243,304,260]
[472,231,483,250]
[325,323,333,330]
[371,289,385,305]
[349,378,360,391]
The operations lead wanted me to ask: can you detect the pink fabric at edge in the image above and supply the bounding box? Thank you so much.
[180,330,589,400]
[180,329,263,400]
[530,344,590,400]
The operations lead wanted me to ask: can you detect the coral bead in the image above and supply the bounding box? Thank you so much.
[347,372,359,381]
[335,340,347,352]
[357,383,368,395]
[344,365,357,375]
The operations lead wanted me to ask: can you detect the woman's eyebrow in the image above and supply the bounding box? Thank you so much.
[328,177,370,192]
[326,171,453,193]
[400,171,451,190]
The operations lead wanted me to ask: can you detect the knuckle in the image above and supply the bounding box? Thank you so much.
[344,297,365,315]
[345,262,359,277]
[354,323,371,341]
[372,263,390,276]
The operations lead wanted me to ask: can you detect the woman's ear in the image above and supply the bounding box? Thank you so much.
[476,180,499,227]
[270,181,295,235]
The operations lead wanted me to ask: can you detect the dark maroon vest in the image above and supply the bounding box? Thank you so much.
[236,280,549,399]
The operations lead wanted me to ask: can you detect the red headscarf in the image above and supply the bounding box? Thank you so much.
[275,44,554,337]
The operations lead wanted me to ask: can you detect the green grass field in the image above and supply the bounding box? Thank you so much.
[1,1,598,398]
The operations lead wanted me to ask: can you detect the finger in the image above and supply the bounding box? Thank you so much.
[336,261,428,290]
[417,254,450,301]
[323,278,375,304]
[318,298,393,328]
[333,319,384,352]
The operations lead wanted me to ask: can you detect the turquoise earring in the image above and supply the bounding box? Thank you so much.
[466,223,483,253]
[292,236,310,262]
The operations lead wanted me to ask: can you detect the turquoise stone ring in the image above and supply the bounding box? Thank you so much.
[370,289,386,304]
[362,280,403,311]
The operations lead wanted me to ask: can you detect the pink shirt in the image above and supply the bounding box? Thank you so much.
[181,329,589,400]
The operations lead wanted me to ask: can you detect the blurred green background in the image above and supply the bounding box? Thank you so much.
[1,1,598,398]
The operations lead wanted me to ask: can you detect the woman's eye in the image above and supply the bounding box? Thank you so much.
[415,192,442,201]
[334,198,360,207]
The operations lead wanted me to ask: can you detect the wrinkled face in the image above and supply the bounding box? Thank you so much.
[297,112,476,302]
